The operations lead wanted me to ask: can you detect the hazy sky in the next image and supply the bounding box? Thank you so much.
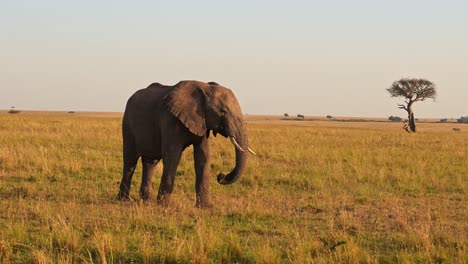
[1,1,467,118]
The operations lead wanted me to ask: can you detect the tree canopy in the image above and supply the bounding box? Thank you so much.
[387,78,437,104]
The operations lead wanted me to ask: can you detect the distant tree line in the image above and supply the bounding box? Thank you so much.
[458,116,468,123]
[388,116,402,122]
[439,117,467,123]
[283,113,305,120]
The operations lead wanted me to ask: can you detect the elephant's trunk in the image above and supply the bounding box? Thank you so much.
[217,121,249,185]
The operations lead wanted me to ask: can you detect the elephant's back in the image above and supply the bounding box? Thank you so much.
[123,83,172,158]
[124,84,172,116]
[128,83,171,106]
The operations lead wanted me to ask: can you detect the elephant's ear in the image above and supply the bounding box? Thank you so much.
[163,82,206,136]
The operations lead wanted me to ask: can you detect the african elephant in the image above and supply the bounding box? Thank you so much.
[117,80,255,208]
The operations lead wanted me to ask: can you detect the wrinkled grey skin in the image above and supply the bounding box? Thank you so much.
[116,80,249,208]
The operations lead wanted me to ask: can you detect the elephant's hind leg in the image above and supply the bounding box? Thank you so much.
[140,157,160,200]
[117,133,139,201]
[117,157,138,200]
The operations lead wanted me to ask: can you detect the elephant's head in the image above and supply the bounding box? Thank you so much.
[163,80,254,185]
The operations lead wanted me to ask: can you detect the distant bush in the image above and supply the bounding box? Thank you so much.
[326,115,333,119]
[284,113,289,117]
[439,118,448,123]
[8,109,21,114]
[457,116,468,123]
[68,111,76,114]
[388,116,402,122]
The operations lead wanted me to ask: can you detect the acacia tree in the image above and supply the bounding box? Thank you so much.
[387,78,437,132]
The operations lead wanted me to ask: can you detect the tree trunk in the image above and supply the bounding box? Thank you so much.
[408,105,416,132]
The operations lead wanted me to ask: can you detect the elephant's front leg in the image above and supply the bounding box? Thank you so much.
[157,147,183,206]
[194,137,213,208]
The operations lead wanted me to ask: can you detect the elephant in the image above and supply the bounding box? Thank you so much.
[116,80,255,208]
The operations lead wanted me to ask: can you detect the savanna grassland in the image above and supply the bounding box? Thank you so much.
[0,112,466,263]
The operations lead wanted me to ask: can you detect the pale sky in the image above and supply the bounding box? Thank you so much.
[1,1,467,118]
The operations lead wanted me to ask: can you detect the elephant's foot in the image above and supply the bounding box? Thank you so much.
[140,187,153,201]
[195,201,213,209]
[140,192,152,201]
[195,195,213,209]
[116,191,131,201]
[157,193,172,207]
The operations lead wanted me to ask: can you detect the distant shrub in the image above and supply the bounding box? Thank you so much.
[284,113,289,117]
[8,109,20,114]
[297,114,304,120]
[440,118,448,123]
[388,116,402,122]
[457,116,468,123]
[68,111,76,114]
[326,115,333,119]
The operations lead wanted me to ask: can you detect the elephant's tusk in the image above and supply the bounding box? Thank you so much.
[230,137,245,152]
[248,147,257,156]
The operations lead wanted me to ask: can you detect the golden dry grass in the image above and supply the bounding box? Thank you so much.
[0,111,466,263]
